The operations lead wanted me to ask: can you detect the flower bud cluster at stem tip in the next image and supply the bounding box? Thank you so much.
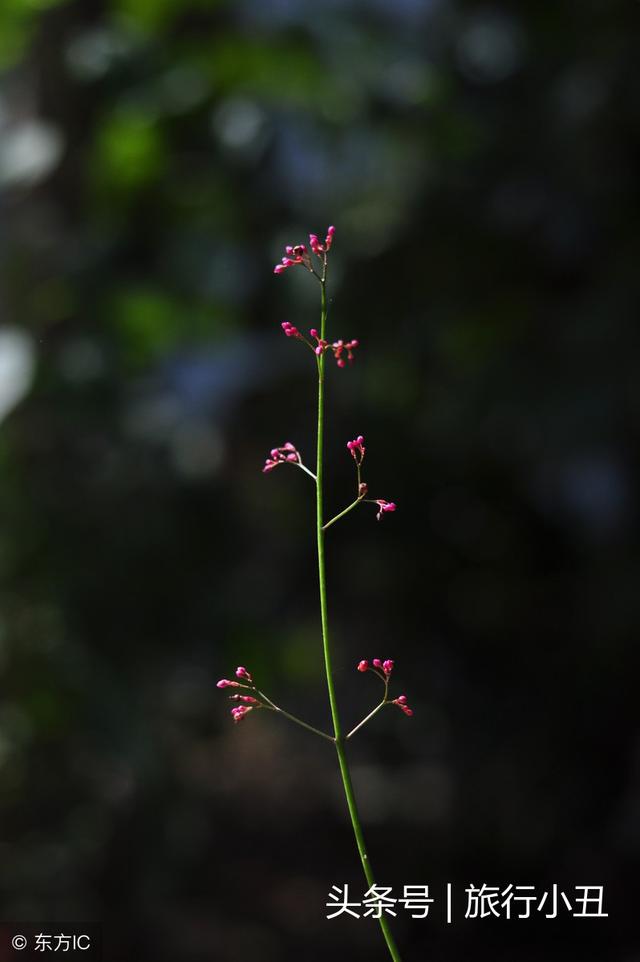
[347,435,366,464]
[263,441,300,473]
[356,659,414,717]
[216,667,262,723]
[375,499,396,521]
[392,695,414,717]
[273,226,335,274]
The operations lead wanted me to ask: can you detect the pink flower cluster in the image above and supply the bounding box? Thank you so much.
[263,442,301,473]
[281,321,302,339]
[347,435,366,464]
[344,436,396,519]
[274,244,312,275]
[281,322,359,368]
[217,667,259,723]
[217,665,253,688]
[357,658,395,676]
[357,658,413,717]
[392,695,413,717]
[332,339,359,368]
[274,227,335,275]
[309,226,335,255]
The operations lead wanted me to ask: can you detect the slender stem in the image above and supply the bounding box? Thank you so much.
[274,708,334,742]
[262,707,334,744]
[323,497,362,531]
[346,700,387,740]
[296,462,317,481]
[315,271,403,962]
[254,688,333,742]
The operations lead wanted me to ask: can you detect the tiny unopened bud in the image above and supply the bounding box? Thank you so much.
[382,659,394,675]
[217,679,240,688]
[235,666,253,683]
[231,705,253,723]
[357,660,369,672]
[392,695,413,717]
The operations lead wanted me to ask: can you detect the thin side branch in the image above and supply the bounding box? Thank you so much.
[254,688,334,743]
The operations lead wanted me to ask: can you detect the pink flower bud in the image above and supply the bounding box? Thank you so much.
[357,660,369,672]
[372,658,382,669]
[375,500,397,521]
[235,666,253,682]
[231,705,253,723]
[392,696,413,717]
[310,330,328,355]
[382,659,394,674]
[217,679,240,688]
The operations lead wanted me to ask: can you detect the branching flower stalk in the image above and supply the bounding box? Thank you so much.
[218,227,411,962]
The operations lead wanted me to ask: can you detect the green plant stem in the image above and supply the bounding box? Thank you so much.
[323,497,362,531]
[296,463,317,481]
[316,275,403,962]
[346,700,387,740]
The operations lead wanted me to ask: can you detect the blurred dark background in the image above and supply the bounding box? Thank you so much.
[0,0,639,959]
